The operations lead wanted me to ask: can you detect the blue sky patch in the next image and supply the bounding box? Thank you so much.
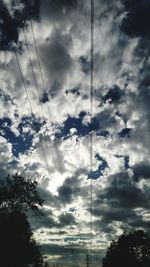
[0,116,44,157]
[96,130,109,137]
[102,85,123,103]
[124,156,130,169]
[64,236,88,242]
[65,87,80,96]
[55,112,89,139]
[40,92,49,103]
[18,115,44,133]
[88,153,108,179]
[55,112,101,140]
[119,128,131,138]
[115,155,130,169]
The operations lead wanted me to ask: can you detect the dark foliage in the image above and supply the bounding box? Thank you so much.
[102,230,150,267]
[0,174,43,215]
[0,211,43,267]
[0,174,44,267]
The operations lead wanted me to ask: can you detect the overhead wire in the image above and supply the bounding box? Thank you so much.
[90,0,94,266]
[14,0,62,175]
[13,45,52,180]
[14,0,94,264]
[28,15,63,174]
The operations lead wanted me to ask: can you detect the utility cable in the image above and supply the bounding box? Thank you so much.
[15,0,60,175]
[28,16,63,174]
[13,45,52,180]
[90,0,94,266]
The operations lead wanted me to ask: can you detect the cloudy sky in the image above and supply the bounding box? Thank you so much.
[0,0,150,266]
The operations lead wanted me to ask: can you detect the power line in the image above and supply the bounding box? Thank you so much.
[28,15,63,174]
[14,0,61,175]
[90,0,94,265]
[13,44,53,180]
[14,48,33,113]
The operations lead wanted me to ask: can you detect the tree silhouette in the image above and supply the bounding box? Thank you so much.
[0,211,43,267]
[102,230,150,267]
[0,174,43,215]
[0,174,44,267]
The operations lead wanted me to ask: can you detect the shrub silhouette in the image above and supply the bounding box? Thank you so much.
[102,230,150,267]
[0,174,44,267]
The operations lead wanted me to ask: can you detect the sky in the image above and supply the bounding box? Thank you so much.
[0,0,150,266]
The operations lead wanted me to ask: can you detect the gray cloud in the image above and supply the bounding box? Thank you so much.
[58,212,77,227]
[58,176,80,204]
[40,0,78,23]
[133,162,150,182]
[29,209,57,230]
[38,187,59,208]
[92,172,150,233]
[58,168,87,205]
[39,28,73,97]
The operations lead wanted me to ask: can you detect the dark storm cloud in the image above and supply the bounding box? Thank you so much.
[129,216,150,233]
[0,0,40,51]
[121,0,150,38]
[41,243,87,255]
[0,0,18,50]
[133,162,150,182]
[40,0,78,22]
[58,176,81,204]
[138,84,150,115]
[29,209,57,230]
[58,168,87,205]
[39,29,73,96]
[20,0,41,21]
[38,187,59,208]
[92,172,150,231]
[58,212,76,227]
[100,172,148,209]
[93,208,137,226]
